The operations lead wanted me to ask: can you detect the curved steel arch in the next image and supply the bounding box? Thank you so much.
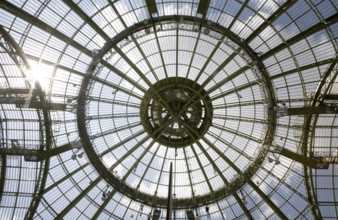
[0,25,53,220]
[77,15,277,209]
[302,53,338,219]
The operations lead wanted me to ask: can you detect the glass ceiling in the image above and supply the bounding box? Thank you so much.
[0,0,337,219]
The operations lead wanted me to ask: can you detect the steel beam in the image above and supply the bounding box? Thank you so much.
[0,1,93,58]
[61,0,110,41]
[245,0,298,43]
[207,65,252,95]
[0,88,30,95]
[287,106,338,115]
[166,162,173,220]
[0,142,76,161]
[43,163,90,194]
[28,100,67,111]
[182,148,195,199]
[270,147,329,169]
[190,145,214,193]
[269,57,338,80]
[197,0,210,16]
[193,35,227,85]
[248,180,288,220]
[300,54,338,219]
[201,135,286,219]
[145,0,158,16]
[0,23,52,220]
[212,123,262,143]
[196,140,254,219]
[325,94,338,100]
[109,135,150,171]
[74,14,276,208]
[233,193,254,220]
[228,0,249,30]
[180,64,251,114]
[0,156,6,205]
[91,140,154,219]
[260,13,338,60]
[102,60,148,94]
[210,80,258,101]
[55,177,102,219]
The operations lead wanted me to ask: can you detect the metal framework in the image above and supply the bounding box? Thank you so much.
[0,0,337,219]
[0,23,55,220]
[75,15,279,209]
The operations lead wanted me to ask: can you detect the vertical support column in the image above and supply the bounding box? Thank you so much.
[166,162,173,220]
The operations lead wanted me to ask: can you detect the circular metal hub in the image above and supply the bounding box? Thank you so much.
[140,77,213,148]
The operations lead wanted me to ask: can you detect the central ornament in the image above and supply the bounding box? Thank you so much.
[140,77,213,148]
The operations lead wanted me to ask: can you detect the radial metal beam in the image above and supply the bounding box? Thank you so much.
[269,57,338,80]
[56,177,102,219]
[99,130,146,157]
[93,142,155,219]
[101,60,148,94]
[166,162,173,220]
[0,23,52,220]
[183,148,195,199]
[228,0,249,30]
[213,100,265,109]
[210,81,258,101]
[89,121,142,140]
[192,35,227,86]
[75,15,276,208]
[109,135,150,171]
[111,45,172,111]
[91,189,117,220]
[86,113,140,120]
[197,52,238,89]
[145,0,158,15]
[61,0,110,41]
[120,140,155,182]
[0,1,93,58]
[248,180,288,220]
[214,115,267,125]
[130,34,160,81]
[212,123,262,143]
[152,21,170,80]
[190,145,214,193]
[206,132,253,160]
[260,13,338,60]
[88,97,140,108]
[260,166,307,201]
[206,66,251,95]
[143,144,164,200]
[195,141,227,184]
[93,75,144,100]
[180,64,251,114]
[199,138,254,220]
[43,163,90,194]
[245,0,298,43]
[186,27,203,85]
[233,193,254,220]
[197,0,210,16]
[201,136,286,219]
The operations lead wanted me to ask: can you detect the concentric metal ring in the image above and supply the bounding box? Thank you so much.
[141,77,213,148]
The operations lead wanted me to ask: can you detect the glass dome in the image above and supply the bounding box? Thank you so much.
[0,0,337,219]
